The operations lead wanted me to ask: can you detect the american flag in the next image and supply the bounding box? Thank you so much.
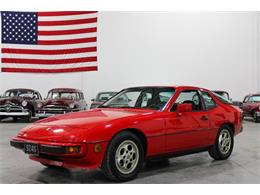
[0,11,98,73]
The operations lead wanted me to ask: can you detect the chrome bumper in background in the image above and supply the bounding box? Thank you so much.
[0,111,30,116]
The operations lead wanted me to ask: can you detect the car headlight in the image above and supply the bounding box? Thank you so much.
[69,103,74,109]
[22,100,28,107]
[37,102,43,108]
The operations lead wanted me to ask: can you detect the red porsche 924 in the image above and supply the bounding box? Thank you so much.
[10,86,243,181]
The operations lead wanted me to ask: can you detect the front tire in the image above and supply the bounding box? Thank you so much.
[101,131,144,182]
[253,111,260,123]
[208,125,234,160]
[25,110,32,123]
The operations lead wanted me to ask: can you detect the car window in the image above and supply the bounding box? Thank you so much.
[212,92,232,104]
[97,92,116,102]
[102,87,175,110]
[248,95,260,102]
[171,90,203,111]
[201,91,217,110]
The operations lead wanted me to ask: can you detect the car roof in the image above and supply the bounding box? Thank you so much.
[5,88,39,93]
[48,88,82,93]
[98,91,117,94]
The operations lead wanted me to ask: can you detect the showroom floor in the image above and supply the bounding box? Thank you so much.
[0,118,259,184]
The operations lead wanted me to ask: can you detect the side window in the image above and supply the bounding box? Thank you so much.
[140,92,152,107]
[171,90,203,111]
[201,91,217,110]
[81,93,84,100]
[248,96,254,102]
[243,96,249,103]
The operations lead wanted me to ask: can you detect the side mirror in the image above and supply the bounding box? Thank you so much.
[176,103,192,115]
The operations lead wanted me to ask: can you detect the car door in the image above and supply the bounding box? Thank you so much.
[165,90,210,152]
[242,96,252,115]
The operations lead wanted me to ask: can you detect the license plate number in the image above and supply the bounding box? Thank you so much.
[24,143,39,155]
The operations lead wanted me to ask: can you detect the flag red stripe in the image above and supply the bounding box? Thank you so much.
[38,37,97,45]
[2,56,97,65]
[38,27,97,36]
[38,11,97,17]
[2,47,97,55]
[1,66,98,73]
[38,18,97,26]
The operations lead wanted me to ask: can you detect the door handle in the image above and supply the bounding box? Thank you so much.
[200,115,208,121]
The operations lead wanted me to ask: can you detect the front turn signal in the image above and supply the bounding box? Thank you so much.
[66,146,80,154]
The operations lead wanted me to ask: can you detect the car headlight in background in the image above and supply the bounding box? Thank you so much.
[69,103,74,109]
[37,102,43,108]
[22,100,28,107]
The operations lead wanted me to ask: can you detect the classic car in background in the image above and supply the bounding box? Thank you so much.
[11,86,243,181]
[242,93,260,123]
[90,91,117,109]
[212,90,243,109]
[0,88,42,122]
[36,88,86,118]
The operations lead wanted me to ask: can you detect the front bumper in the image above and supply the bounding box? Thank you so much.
[0,111,30,117]
[10,137,108,169]
[36,109,78,118]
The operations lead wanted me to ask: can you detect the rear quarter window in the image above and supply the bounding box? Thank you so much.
[201,91,217,110]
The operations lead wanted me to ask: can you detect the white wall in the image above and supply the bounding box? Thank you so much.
[1,12,259,105]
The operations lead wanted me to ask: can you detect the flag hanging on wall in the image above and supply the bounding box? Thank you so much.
[0,11,98,73]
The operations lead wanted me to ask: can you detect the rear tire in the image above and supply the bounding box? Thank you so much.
[208,125,234,160]
[253,111,260,123]
[101,131,144,182]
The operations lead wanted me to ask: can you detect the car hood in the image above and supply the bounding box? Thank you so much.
[0,96,24,105]
[17,108,155,142]
[248,102,260,109]
[42,98,74,107]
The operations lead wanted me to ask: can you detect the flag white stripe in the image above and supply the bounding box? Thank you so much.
[2,42,97,50]
[2,62,98,69]
[38,13,98,21]
[2,52,97,59]
[38,23,97,31]
[38,32,97,40]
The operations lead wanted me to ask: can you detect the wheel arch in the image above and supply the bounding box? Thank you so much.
[111,128,148,158]
[221,122,235,135]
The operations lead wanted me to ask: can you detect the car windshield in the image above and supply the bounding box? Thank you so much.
[100,87,175,110]
[4,90,34,99]
[248,95,260,102]
[47,91,78,100]
[96,92,117,102]
[212,92,232,104]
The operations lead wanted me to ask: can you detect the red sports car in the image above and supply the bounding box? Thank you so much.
[10,86,243,181]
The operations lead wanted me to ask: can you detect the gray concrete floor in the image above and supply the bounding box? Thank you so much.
[0,117,260,183]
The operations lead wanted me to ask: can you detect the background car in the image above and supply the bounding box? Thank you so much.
[36,88,86,118]
[212,90,243,109]
[90,91,117,109]
[242,93,260,123]
[11,86,243,181]
[0,88,42,122]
